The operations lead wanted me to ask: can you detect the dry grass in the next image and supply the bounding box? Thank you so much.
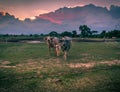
[0,42,120,92]
[68,60,120,68]
[1,59,120,71]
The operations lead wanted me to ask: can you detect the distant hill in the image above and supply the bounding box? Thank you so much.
[0,4,120,34]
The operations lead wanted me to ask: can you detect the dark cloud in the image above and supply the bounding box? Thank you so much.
[110,5,120,18]
[0,0,120,20]
[0,4,120,34]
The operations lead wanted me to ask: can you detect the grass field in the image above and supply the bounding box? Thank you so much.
[0,42,120,92]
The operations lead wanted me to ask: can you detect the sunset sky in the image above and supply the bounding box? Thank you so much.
[0,0,120,20]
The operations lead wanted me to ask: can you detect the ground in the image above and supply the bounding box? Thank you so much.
[0,42,120,92]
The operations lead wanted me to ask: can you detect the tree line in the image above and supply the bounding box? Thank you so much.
[79,25,120,38]
[0,25,120,42]
[46,25,120,38]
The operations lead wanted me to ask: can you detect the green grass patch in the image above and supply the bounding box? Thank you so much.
[0,42,120,92]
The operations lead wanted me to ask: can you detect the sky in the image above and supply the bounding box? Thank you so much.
[0,0,120,20]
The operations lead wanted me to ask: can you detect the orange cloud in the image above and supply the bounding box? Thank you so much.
[0,11,6,16]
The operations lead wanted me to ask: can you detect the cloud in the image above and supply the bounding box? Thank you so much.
[0,4,120,34]
[110,5,120,18]
[1,0,120,20]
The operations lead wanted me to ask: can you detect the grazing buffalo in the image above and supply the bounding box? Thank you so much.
[45,36,72,60]
[45,36,61,56]
[60,36,72,60]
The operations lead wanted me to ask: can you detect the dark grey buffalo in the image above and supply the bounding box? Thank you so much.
[45,36,72,60]
[60,36,72,60]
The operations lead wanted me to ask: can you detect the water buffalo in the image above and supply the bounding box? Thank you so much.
[60,36,72,60]
[45,36,61,56]
[45,36,72,60]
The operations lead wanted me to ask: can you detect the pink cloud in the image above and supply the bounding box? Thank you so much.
[38,15,62,24]
[37,11,75,24]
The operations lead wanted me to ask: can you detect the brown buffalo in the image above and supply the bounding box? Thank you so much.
[45,36,61,56]
[45,36,72,60]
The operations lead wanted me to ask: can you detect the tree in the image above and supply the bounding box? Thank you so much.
[49,31,59,37]
[90,30,98,38]
[60,31,72,37]
[79,25,92,38]
[72,30,77,37]
[100,30,106,38]
[107,30,120,38]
